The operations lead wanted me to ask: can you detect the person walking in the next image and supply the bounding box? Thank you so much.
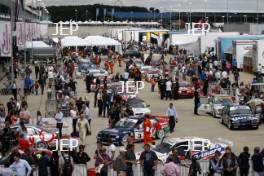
[55,108,64,138]
[238,146,250,176]
[150,76,156,92]
[70,107,78,137]
[39,76,46,95]
[35,64,40,80]
[11,81,18,101]
[166,103,178,133]
[252,147,264,176]
[77,113,89,145]
[194,87,200,115]
[165,78,172,100]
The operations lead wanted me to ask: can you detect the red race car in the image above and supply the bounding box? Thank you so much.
[178,81,194,98]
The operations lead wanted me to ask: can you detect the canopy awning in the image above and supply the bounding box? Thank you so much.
[84,35,121,46]
[61,36,87,47]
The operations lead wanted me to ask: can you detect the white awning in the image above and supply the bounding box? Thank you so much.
[61,36,87,47]
[84,35,121,46]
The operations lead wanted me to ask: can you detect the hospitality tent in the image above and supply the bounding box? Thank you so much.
[61,36,87,49]
[84,35,122,54]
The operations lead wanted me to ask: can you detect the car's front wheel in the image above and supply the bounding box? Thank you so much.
[156,130,165,139]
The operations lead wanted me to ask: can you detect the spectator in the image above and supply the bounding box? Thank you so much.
[139,143,158,176]
[95,148,112,176]
[113,147,127,176]
[252,147,264,176]
[125,144,136,176]
[70,107,78,136]
[238,146,250,176]
[188,156,201,176]
[50,151,59,176]
[9,151,32,176]
[59,150,74,176]
[107,139,116,160]
[208,150,223,176]
[38,151,50,176]
[220,146,238,176]
[11,81,18,100]
[165,79,172,100]
[34,81,39,95]
[166,147,181,165]
[75,145,90,165]
[161,156,180,176]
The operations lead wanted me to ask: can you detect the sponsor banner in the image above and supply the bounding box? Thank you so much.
[192,146,225,160]
[16,22,25,47]
[0,21,11,57]
[26,23,32,41]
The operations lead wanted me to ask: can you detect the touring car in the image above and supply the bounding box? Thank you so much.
[221,105,260,129]
[208,95,234,118]
[178,82,195,98]
[97,115,170,146]
[125,98,151,116]
[136,137,227,163]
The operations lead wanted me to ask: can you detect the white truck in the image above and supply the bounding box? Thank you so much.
[232,40,255,70]
[252,40,264,74]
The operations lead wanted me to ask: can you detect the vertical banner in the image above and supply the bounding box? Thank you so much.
[16,22,25,47]
[26,23,32,41]
[0,21,12,57]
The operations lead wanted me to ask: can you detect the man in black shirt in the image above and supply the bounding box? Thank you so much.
[252,147,264,175]
[125,144,136,176]
[75,145,90,165]
[38,151,50,176]
[194,87,200,115]
[139,144,158,176]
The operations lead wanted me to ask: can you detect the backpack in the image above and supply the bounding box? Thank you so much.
[62,155,73,176]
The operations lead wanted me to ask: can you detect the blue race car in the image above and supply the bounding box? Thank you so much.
[97,115,170,146]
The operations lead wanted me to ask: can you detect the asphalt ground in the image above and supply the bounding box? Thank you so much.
[0,57,263,168]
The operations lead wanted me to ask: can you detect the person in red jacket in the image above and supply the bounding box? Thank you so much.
[144,115,153,145]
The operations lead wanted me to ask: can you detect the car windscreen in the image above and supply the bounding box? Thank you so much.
[153,142,172,154]
[179,82,190,87]
[115,119,137,128]
[215,98,233,105]
[230,108,252,115]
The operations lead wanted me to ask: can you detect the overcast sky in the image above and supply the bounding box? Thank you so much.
[41,0,264,13]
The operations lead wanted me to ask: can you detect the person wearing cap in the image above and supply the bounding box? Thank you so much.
[139,143,158,176]
[113,147,127,176]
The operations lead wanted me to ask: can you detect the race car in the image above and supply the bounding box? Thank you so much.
[221,105,260,129]
[178,82,194,98]
[207,95,234,118]
[10,124,70,149]
[125,98,151,116]
[136,137,227,163]
[97,115,170,146]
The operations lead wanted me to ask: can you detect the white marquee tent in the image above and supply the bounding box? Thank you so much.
[84,35,121,46]
[61,36,87,47]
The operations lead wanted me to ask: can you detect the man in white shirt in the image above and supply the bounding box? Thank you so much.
[166,103,178,133]
[215,71,221,81]
[70,107,78,136]
[82,104,92,127]
[9,152,32,176]
[165,79,172,100]
[107,139,116,160]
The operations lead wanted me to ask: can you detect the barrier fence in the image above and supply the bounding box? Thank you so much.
[1,160,264,176]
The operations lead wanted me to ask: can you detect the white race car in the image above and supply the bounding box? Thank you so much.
[137,137,227,163]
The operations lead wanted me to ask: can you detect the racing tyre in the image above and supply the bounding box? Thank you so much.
[121,135,129,145]
[228,120,233,130]
[156,130,165,139]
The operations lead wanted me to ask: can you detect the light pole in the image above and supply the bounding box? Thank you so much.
[226,0,229,23]
[75,9,78,21]
[204,0,208,19]
[178,4,182,31]
[188,2,192,23]
[85,10,88,21]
